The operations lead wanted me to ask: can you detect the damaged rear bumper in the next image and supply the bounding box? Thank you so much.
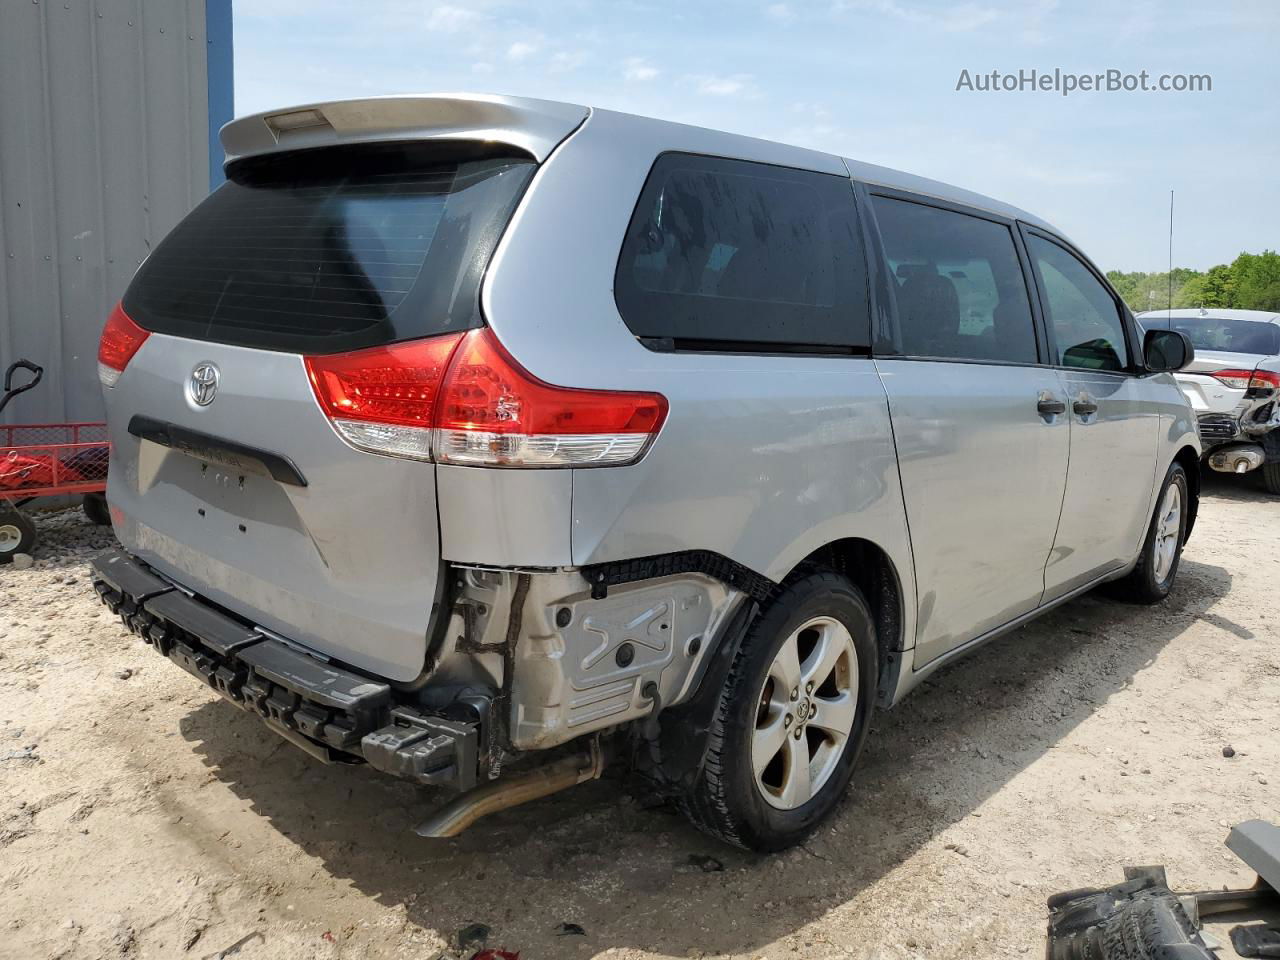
[90,550,481,792]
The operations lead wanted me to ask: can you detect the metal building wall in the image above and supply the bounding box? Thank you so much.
[0,0,233,426]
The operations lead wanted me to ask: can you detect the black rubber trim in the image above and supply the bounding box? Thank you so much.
[580,550,777,603]
[127,414,307,487]
[639,336,868,357]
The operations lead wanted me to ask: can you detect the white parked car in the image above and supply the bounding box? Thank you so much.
[1137,308,1280,493]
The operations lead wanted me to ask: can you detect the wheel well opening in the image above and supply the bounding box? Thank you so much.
[792,538,903,705]
[1173,445,1200,540]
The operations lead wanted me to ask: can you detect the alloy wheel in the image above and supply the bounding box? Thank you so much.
[1152,482,1181,584]
[753,616,859,810]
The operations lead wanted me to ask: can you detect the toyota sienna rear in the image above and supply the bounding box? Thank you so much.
[92,94,1200,851]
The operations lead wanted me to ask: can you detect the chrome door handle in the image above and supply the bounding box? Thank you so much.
[1073,396,1099,416]
[1037,394,1066,417]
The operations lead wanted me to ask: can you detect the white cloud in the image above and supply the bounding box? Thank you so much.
[765,3,794,20]
[1018,0,1060,44]
[506,40,538,62]
[549,50,586,73]
[833,0,998,32]
[791,101,830,119]
[425,3,480,31]
[692,73,752,96]
[623,57,659,82]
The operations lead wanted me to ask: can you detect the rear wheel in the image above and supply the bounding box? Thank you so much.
[1261,462,1280,496]
[0,506,37,564]
[679,571,877,851]
[1109,462,1188,604]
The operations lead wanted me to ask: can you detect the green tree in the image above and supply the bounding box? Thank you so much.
[1176,264,1235,308]
[1104,252,1280,314]
[1108,269,1206,313]
[1230,251,1280,311]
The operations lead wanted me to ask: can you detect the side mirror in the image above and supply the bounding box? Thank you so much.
[1143,328,1194,373]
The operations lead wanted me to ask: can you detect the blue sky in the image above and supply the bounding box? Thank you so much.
[232,0,1279,272]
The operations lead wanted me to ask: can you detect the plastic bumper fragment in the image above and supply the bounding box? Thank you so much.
[89,550,480,790]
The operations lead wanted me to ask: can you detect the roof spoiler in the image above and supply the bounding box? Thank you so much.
[219,93,589,167]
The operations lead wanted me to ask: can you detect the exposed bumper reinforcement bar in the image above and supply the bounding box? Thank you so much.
[91,550,479,791]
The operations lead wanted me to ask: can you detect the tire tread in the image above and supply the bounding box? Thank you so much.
[679,571,867,850]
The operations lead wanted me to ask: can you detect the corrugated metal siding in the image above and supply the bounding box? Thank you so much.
[0,0,221,426]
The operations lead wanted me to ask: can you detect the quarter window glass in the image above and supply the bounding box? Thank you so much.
[1027,236,1130,371]
[615,154,869,349]
[870,196,1038,364]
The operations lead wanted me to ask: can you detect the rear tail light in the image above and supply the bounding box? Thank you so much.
[97,302,150,388]
[434,328,668,467]
[305,328,668,467]
[304,333,465,461]
[1211,368,1280,391]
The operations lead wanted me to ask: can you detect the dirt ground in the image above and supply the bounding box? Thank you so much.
[1,474,1277,960]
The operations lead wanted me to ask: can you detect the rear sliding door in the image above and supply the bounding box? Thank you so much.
[866,191,1069,667]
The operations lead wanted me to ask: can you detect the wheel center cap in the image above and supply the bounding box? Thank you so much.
[796,700,811,722]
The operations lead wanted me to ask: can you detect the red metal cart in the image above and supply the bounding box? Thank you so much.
[1,360,111,562]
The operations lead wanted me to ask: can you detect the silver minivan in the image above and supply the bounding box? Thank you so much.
[91,94,1200,851]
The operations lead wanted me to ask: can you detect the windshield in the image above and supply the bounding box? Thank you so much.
[1140,316,1280,356]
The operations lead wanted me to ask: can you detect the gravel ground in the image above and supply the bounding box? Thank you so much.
[1,475,1277,960]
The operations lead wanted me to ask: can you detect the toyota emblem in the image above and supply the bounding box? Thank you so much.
[188,362,220,406]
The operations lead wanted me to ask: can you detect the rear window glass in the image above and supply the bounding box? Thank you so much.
[614,153,869,351]
[123,141,535,354]
[1140,316,1280,356]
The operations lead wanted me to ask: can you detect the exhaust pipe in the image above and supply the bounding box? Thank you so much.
[415,739,608,838]
[1207,443,1265,474]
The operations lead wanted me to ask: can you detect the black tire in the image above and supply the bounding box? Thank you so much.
[1047,880,1211,959]
[679,571,877,852]
[1261,462,1280,496]
[83,493,111,526]
[1109,462,1188,604]
[0,506,37,564]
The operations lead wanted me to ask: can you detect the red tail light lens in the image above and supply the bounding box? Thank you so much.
[97,302,150,388]
[305,333,465,461]
[306,328,668,467]
[434,328,667,467]
[1211,368,1280,391]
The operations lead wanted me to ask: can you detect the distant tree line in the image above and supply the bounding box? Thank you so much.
[1107,250,1280,314]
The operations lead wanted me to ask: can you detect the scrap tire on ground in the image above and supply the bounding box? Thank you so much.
[0,506,37,563]
[1046,878,1214,960]
[1261,462,1280,496]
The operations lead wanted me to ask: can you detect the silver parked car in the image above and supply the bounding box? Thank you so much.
[90,94,1200,851]
[1136,308,1280,492]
